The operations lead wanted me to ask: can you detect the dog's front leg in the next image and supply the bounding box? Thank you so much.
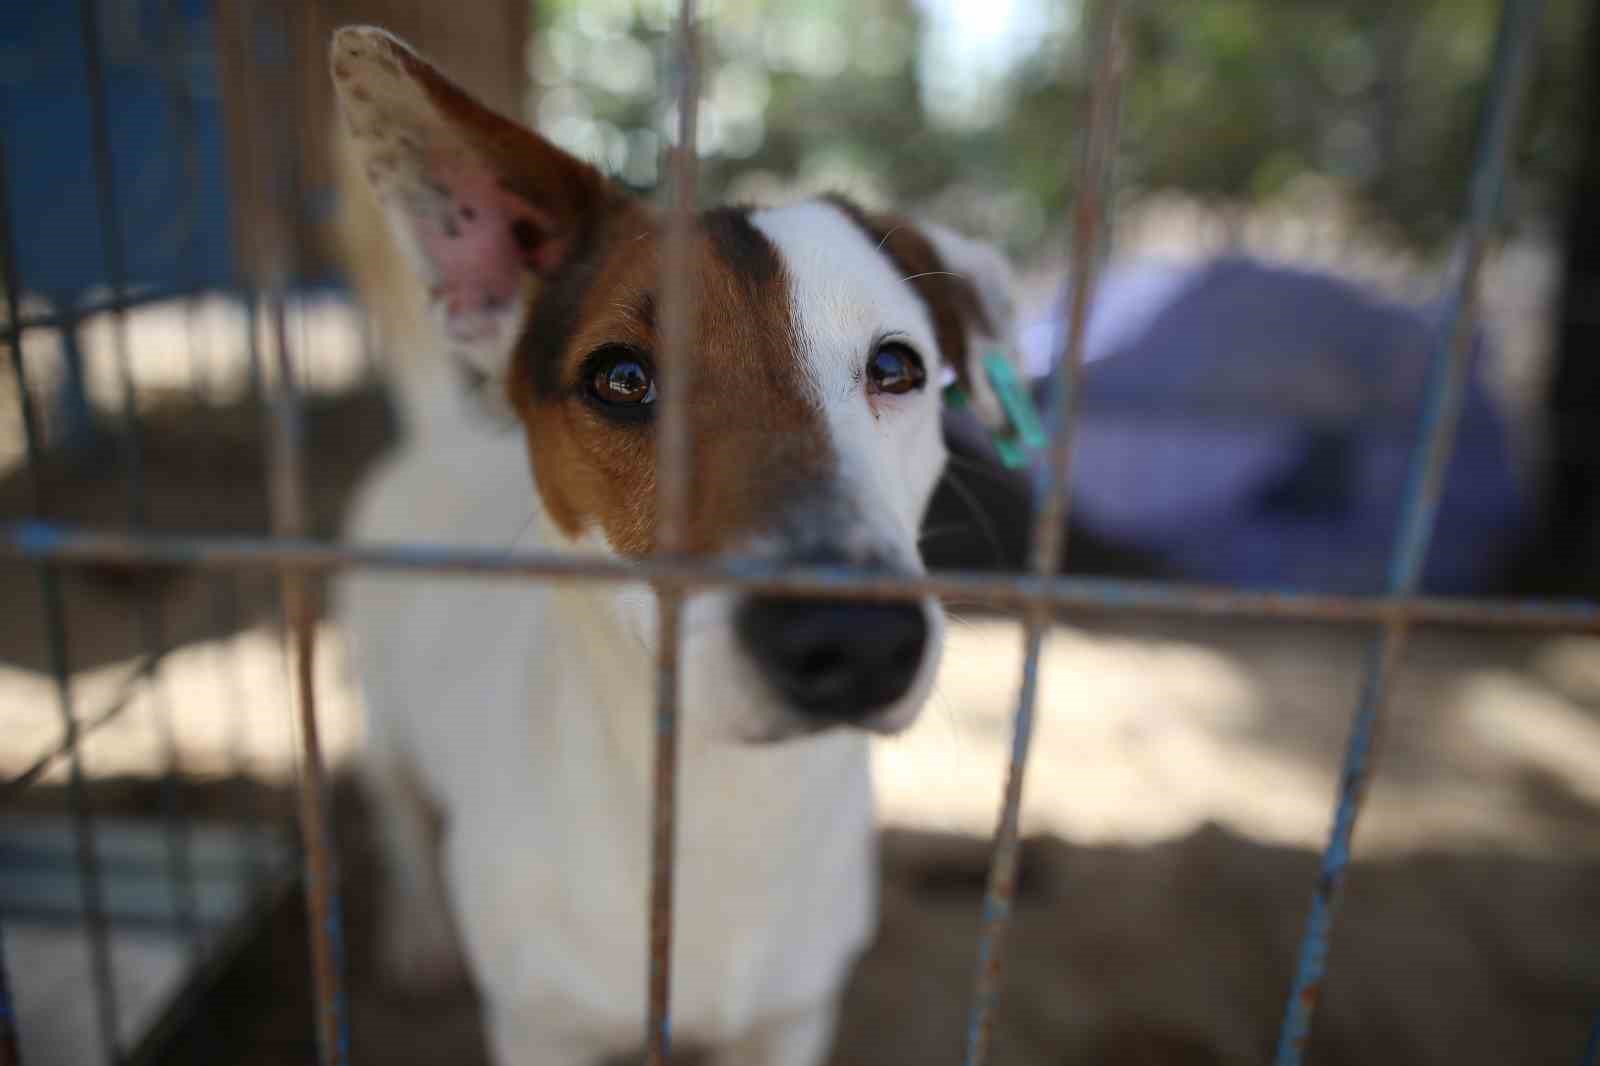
[710,1002,840,1066]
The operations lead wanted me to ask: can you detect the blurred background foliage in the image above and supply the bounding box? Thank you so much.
[528,0,1588,260]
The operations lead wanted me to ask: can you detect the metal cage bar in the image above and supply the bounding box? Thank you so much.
[12,283,219,336]
[1271,0,1547,1061]
[269,293,350,1066]
[5,522,1600,631]
[646,1,702,1061]
[962,4,1125,1064]
[225,0,353,1061]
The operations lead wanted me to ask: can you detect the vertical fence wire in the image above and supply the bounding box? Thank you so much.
[228,3,352,1062]
[268,289,349,1066]
[1270,1,1546,1061]
[0,142,122,1066]
[76,0,201,947]
[647,2,700,1062]
[962,5,1125,1065]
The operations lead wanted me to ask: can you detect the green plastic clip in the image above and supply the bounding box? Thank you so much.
[943,349,1046,469]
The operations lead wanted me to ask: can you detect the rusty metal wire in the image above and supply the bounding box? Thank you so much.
[216,1,353,1061]
[963,4,1125,1063]
[267,293,349,1066]
[6,521,1600,632]
[1271,1,1547,1061]
[646,1,702,1061]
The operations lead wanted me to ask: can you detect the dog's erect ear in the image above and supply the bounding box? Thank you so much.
[330,26,617,383]
[829,200,1019,429]
[913,220,1020,428]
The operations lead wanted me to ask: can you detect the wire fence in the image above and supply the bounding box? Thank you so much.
[0,0,1595,1065]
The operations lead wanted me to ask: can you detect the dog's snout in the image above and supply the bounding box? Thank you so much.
[737,597,929,721]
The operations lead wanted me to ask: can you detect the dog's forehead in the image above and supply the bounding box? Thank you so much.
[750,202,939,383]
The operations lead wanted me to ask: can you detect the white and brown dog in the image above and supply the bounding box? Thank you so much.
[330,26,1016,1066]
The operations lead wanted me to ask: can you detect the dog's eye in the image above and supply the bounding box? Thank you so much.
[867,342,927,397]
[585,346,657,417]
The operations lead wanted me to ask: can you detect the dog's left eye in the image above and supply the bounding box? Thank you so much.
[867,342,927,397]
[584,345,657,419]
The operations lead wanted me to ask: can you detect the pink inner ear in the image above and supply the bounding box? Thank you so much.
[414,149,565,339]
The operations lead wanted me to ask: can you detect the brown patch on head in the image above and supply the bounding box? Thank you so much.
[334,28,836,560]
[508,207,834,558]
[700,206,782,285]
[823,195,991,393]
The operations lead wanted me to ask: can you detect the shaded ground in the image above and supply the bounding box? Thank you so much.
[14,776,1599,1066]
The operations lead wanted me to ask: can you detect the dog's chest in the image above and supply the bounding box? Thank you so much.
[440,719,878,1044]
[341,431,880,1044]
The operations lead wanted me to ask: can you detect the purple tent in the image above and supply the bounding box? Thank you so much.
[1018,255,1531,594]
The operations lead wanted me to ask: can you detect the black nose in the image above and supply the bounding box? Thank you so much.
[736,597,929,720]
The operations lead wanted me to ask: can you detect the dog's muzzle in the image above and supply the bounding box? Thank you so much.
[735,544,931,726]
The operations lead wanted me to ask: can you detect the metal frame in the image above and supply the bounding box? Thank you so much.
[0,1,1591,1065]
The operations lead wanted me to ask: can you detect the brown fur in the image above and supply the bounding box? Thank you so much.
[509,207,833,558]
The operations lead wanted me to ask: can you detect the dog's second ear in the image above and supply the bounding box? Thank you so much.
[913,220,1020,429]
[331,26,617,385]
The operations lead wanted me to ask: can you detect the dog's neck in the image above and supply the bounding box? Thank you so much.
[519,504,689,770]
[523,493,875,806]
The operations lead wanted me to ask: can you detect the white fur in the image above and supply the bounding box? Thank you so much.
[338,200,1007,1065]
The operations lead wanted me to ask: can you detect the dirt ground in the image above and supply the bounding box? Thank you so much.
[17,774,1597,1066]
[2,300,1598,1063]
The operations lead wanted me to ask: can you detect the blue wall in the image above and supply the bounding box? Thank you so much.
[2,2,235,300]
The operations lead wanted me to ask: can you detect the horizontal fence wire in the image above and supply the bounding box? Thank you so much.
[963,3,1125,1064]
[646,1,700,1061]
[10,282,220,334]
[6,522,1597,631]
[1271,0,1547,1061]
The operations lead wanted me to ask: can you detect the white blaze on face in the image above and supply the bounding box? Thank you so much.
[750,202,950,567]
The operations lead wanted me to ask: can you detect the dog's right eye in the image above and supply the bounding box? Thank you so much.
[583,346,657,421]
